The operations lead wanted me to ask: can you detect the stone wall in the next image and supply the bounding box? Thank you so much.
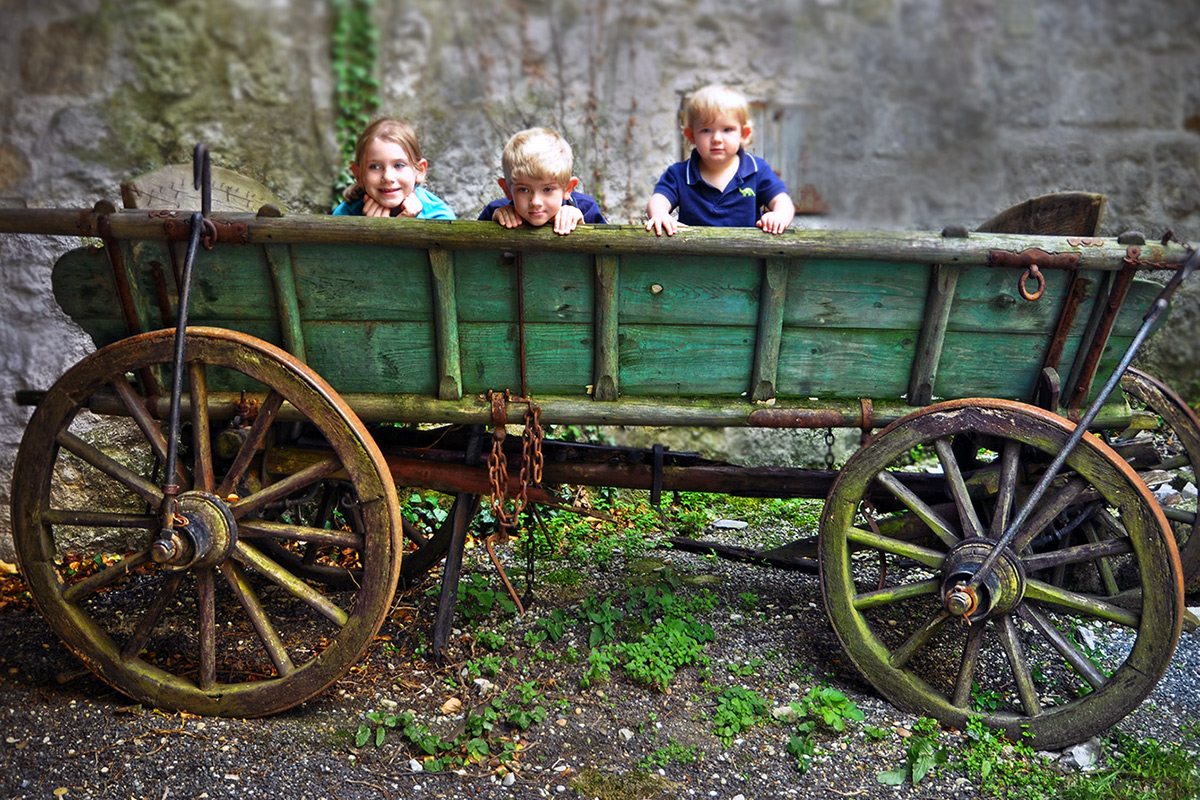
[2,0,1199,556]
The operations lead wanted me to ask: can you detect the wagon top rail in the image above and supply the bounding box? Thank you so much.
[0,205,1191,271]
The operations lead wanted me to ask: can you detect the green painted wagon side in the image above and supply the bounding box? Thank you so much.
[50,217,1169,427]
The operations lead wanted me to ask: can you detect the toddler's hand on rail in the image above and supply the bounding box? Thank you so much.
[757,211,791,234]
[645,212,679,237]
[553,205,584,235]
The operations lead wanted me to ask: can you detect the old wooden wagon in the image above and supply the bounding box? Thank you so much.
[2,156,1196,751]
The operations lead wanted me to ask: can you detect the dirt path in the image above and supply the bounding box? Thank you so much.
[2,532,1199,800]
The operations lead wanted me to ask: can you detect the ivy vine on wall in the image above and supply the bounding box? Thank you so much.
[331,0,381,201]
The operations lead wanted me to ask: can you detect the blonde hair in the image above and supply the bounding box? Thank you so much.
[344,118,425,201]
[683,84,752,135]
[501,128,574,186]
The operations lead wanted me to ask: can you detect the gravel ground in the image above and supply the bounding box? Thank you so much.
[2,523,1199,800]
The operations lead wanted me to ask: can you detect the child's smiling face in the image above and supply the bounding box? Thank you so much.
[352,138,427,212]
[503,174,579,227]
[685,113,751,171]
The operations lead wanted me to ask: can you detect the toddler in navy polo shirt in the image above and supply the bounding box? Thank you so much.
[479,127,607,235]
[645,85,795,237]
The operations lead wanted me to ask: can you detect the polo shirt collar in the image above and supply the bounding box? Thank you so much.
[684,147,757,186]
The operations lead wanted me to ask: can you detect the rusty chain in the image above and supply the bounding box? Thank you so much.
[486,390,544,532]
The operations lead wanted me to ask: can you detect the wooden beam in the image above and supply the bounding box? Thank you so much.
[593,254,619,400]
[750,258,789,401]
[262,244,307,361]
[428,248,462,400]
[907,264,961,405]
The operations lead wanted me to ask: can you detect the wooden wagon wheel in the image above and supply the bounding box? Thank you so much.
[819,398,1183,750]
[11,328,401,716]
[1116,368,1200,590]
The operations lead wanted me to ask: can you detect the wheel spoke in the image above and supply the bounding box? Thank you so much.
[61,549,152,603]
[934,437,984,539]
[231,455,341,519]
[875,471,960,547]
[1017,606,1107,691]
[56,430,163,506]
[238,518,362,550]
[1082,522,1120,596]
[990,440,1022,537]
[888,608,950,668]
[1020,537,1133,572]
[111,378,188,488]
[216,389,285,499]
[1010,476,1089,553]
[234,541,349,626]
[189,361,215,492]
[853,578,940,610]
[995,615,1041,717]
[217,560,296,677]
[846,526,945,569]
[1024,580,1140,628]
[951,622,985,708]
[41,509,157,529]
[121,572,185,660]
[196,566,217,689]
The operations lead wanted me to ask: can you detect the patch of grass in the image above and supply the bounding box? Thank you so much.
[639,740,699,770]
[570,767,678,800]
[1062,732,1200,800]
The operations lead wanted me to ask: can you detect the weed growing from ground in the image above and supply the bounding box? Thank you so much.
[711,686,769,745]
[877,716,947,787]
[784,684,866,773]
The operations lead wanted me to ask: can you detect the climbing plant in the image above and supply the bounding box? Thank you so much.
[331,0,380,200]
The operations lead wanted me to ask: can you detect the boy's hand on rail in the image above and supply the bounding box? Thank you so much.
[553,205,585,235]
[492,205,523,229]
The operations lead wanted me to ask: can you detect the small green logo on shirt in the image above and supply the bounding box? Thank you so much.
[739,187,755,197]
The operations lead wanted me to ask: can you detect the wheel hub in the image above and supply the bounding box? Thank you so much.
[150,491,237,569]
[941,538,1025,622]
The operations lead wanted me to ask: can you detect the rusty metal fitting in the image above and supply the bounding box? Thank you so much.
[944,583,979,618]
[1019,264,1045,301]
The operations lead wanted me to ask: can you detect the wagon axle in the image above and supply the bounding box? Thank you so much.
[941,539,1025,623]
[150,491,237,569]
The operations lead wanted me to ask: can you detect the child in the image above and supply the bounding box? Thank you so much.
[645,84,795,236]
[479,127,606,234]
[333,118,455,219]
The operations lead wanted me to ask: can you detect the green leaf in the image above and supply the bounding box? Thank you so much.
[877,767,908,785]
[354,724,370,748]
[374,725,386,747]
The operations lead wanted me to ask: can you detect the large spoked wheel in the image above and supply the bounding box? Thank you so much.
[11,328,401,716]
[1117,368,1200,589]
[819,398,1184,750]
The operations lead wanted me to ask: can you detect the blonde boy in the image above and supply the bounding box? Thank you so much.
[646,85,795,236]
[479,128,607,234]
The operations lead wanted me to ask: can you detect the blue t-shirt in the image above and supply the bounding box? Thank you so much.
[332,185,456,219]
[651,149,788,227]
[478,191,607,224]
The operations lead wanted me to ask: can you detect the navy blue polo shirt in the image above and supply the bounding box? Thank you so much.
[478,191,607,224]
[652,149,788,227]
